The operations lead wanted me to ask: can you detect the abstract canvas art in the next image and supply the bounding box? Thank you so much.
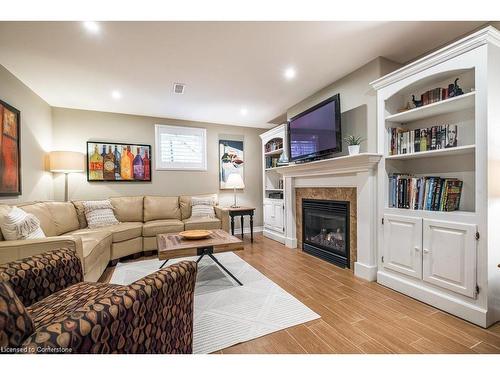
[219,138,244,189]
[87,141,152,182]
[0,99,21,196]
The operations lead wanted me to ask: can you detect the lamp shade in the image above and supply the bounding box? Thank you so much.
[225,173,245,189]
[49,151,85,173]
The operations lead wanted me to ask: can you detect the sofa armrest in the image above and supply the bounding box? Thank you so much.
[0,236,84,267]
[0,247,84,307]
[22,260,197,353]
[214,206,230,233]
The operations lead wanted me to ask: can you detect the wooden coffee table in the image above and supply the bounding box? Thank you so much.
[157,229,244,285]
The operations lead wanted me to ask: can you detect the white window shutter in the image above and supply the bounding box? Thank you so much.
[155,124,207,170]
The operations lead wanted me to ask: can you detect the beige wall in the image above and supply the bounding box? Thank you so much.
[0,64,53,204]
[286,57,401,154]
[51,107,265,227]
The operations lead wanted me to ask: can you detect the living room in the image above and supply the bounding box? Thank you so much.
[1,1,500,372]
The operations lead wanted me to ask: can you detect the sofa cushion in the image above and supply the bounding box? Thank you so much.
[83,200,119,229]
[183,217,221,231]
[69,222,142,243]
[27,282,121,328]
[144,196,180,221]
[0,205,10,241]
[110,196,144,222]
[71,231,112,275]
[179,194,218,220]
[20,203,57,237]
[71,200,88,229]
[46,202,80,235]
[0,281,35,348]
[0,207,46,240]
[142,219,184,237]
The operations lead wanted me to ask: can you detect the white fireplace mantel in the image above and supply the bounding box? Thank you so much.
[275,153,382,281]
[274,153,382,178]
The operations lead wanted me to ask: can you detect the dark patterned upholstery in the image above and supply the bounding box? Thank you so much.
[0,248,84,307]
[28,282,122,327]
[0,281,34,348]
[0,248,197,353]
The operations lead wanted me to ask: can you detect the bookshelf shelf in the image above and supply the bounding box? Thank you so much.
[383,207,476,221]
[264,148,284,156]
[385,91,475,123]
[265,188,283,191]
[385,144,475,160]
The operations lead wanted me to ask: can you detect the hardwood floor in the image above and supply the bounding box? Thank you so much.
[100,233,500,354]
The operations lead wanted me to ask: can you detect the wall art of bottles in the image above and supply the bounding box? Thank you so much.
[87,141,152,182]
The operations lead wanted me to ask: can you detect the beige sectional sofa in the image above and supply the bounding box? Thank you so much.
[0,194,229,282]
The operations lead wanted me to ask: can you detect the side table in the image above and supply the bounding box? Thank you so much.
[223,207,256,243]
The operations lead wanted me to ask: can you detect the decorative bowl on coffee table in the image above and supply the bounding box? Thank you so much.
[179,229,212,240]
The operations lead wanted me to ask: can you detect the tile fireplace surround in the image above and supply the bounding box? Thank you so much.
[275,154,382,281]
[296,187,357,269]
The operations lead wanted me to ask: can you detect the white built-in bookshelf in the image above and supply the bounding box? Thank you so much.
[372,26,500,328]
[260,124,287,243]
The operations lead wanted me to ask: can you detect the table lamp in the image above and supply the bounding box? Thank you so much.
[49,151,85,201]
[225,173,245,208]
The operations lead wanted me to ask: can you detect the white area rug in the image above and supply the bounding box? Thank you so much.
[110,252,320,353]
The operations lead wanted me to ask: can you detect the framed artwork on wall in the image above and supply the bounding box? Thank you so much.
[87,141,152,182]
[0,99,21,196]
[219,136,244,189]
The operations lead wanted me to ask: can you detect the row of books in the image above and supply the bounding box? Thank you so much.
[388,174,463,211]
[420,87,451,106]
[265,156,279,169]
[388,124,458,155]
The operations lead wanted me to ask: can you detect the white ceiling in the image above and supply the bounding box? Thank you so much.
[0,21,486,128]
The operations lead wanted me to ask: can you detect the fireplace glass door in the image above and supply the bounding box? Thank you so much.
[302,199,350,268]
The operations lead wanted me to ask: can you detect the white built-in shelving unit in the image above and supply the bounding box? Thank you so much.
[372,26,500,327]
[259,124,287,244]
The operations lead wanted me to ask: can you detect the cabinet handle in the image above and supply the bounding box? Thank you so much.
[423,248,430,254]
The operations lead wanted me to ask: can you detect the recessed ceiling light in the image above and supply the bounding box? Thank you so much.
[240,108,248,116]
[83,21,100,34]
[284,67,296,80]
[111,90,122,100]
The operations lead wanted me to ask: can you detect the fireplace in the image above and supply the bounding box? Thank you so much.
[302,199,350,268]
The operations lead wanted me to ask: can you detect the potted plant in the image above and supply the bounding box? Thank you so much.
[344,135,364,155]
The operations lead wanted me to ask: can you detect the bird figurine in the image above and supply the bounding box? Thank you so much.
[412,94,423,108]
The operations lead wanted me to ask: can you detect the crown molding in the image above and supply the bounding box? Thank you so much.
[371,26,500,90]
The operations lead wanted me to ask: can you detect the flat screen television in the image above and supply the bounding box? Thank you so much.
[287,94,341,162]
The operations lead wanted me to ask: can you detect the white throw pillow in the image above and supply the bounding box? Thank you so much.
[0,206,46,241]
[83,200,119,228]
[191,196,216,218]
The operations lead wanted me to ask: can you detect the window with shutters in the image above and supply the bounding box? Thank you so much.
[154,124,207,170]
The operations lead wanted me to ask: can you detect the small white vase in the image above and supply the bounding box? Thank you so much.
[348,145,360,155]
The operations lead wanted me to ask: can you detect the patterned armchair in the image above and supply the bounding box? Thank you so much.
[0,247,197,354]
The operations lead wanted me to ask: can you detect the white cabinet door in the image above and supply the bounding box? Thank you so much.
[272,202,284,233]
[422,219,477,298]
[263,203,274,229]
[383,214,422,279]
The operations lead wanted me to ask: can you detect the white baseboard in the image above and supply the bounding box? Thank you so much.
[262,229,286,244]
[354,262,378,281]
[377,270,488,327]
[285,237,297,249]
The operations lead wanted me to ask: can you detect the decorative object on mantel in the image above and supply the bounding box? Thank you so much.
[87,141,151,182]
[219,138,244,189]
[225,173,245,208]
[49,151,85,201]
[344,135,364,155]
[0,99,21,196]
